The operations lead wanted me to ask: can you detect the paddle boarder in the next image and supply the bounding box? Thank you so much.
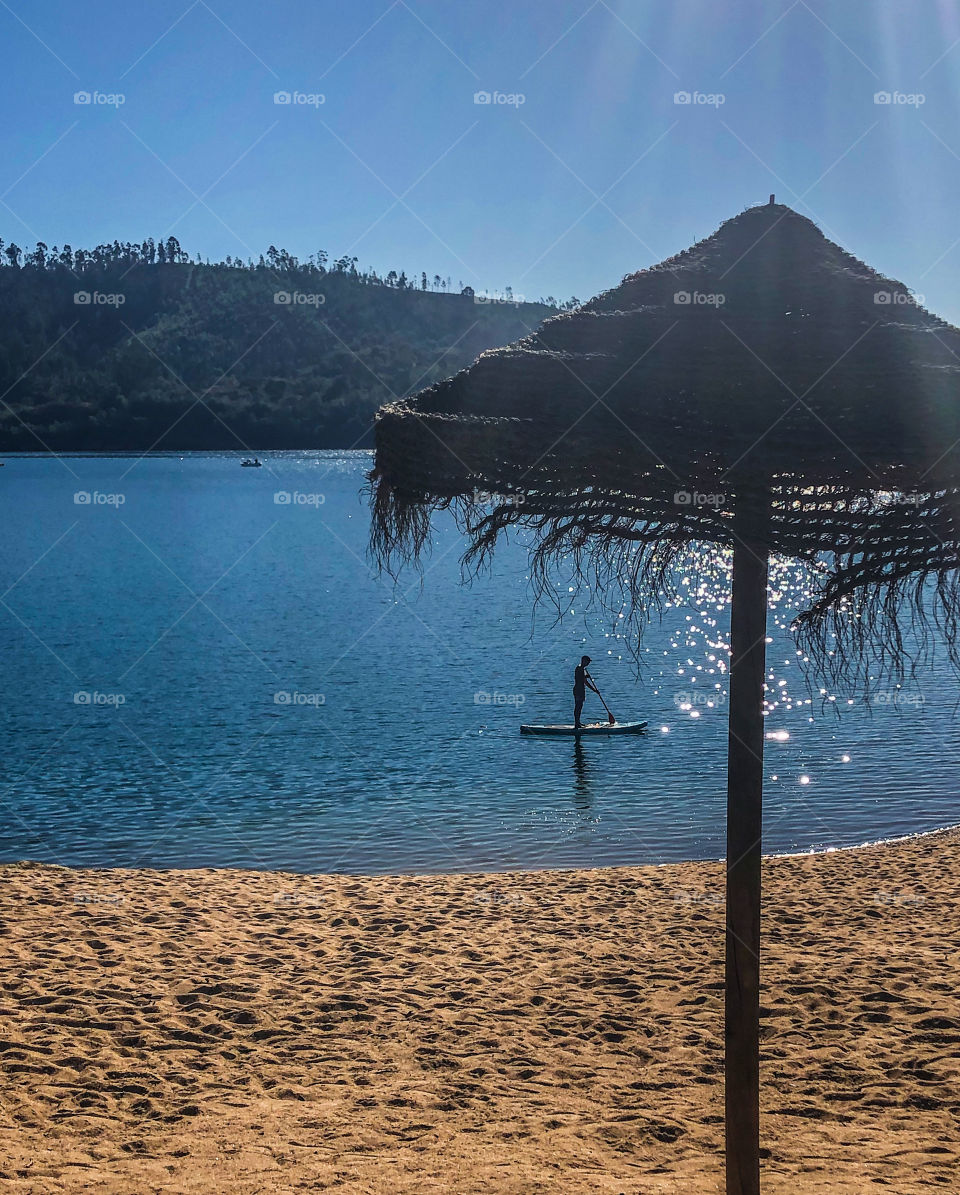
[573,655,600,728]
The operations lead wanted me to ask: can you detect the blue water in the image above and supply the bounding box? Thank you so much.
[0,451,957,873]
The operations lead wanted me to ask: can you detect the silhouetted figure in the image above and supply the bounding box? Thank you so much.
[573,655,600,728]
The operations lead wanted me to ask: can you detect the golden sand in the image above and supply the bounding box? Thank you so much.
[0,831,958,1192]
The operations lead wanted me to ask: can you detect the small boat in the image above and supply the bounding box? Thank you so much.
[240,458,262,468]
[520,720,648,737]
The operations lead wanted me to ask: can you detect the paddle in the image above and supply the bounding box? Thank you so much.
[589,678,617,725]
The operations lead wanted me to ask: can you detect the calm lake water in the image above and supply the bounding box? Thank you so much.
[0,450,957,873]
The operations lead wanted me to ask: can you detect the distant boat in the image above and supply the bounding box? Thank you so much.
[240,458,262,468]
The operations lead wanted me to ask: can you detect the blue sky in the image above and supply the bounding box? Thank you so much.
[2,1,960,315]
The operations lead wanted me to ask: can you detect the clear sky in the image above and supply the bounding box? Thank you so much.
[2,1,960,315]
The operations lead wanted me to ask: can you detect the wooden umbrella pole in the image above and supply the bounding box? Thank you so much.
[725,492,769,1195]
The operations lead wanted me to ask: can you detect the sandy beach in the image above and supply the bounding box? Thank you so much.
[0,832,957,1193]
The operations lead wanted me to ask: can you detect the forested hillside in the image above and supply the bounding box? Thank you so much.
[0,237,568,450]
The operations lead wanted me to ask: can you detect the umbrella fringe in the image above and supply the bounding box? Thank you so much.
[370,467,960,696]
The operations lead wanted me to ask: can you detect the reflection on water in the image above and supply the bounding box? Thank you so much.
[572,739,591,812]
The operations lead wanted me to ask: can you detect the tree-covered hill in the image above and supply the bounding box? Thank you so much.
[0,237,569,451]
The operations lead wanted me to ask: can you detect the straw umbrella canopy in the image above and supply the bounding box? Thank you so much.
[369,199,960,1195]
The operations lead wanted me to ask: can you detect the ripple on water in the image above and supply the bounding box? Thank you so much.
[0,453,957,872]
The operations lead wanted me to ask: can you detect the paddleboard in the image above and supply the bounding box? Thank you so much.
[520,720,648,737]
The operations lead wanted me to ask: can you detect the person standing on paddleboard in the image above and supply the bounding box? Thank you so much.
[573,656,600,728]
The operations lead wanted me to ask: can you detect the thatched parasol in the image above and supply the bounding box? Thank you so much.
[369,199,960,1194]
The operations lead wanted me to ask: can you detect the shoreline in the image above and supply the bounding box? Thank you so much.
[6,820,959,881]
[2,829,958,1192]
[767,818,960,859]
